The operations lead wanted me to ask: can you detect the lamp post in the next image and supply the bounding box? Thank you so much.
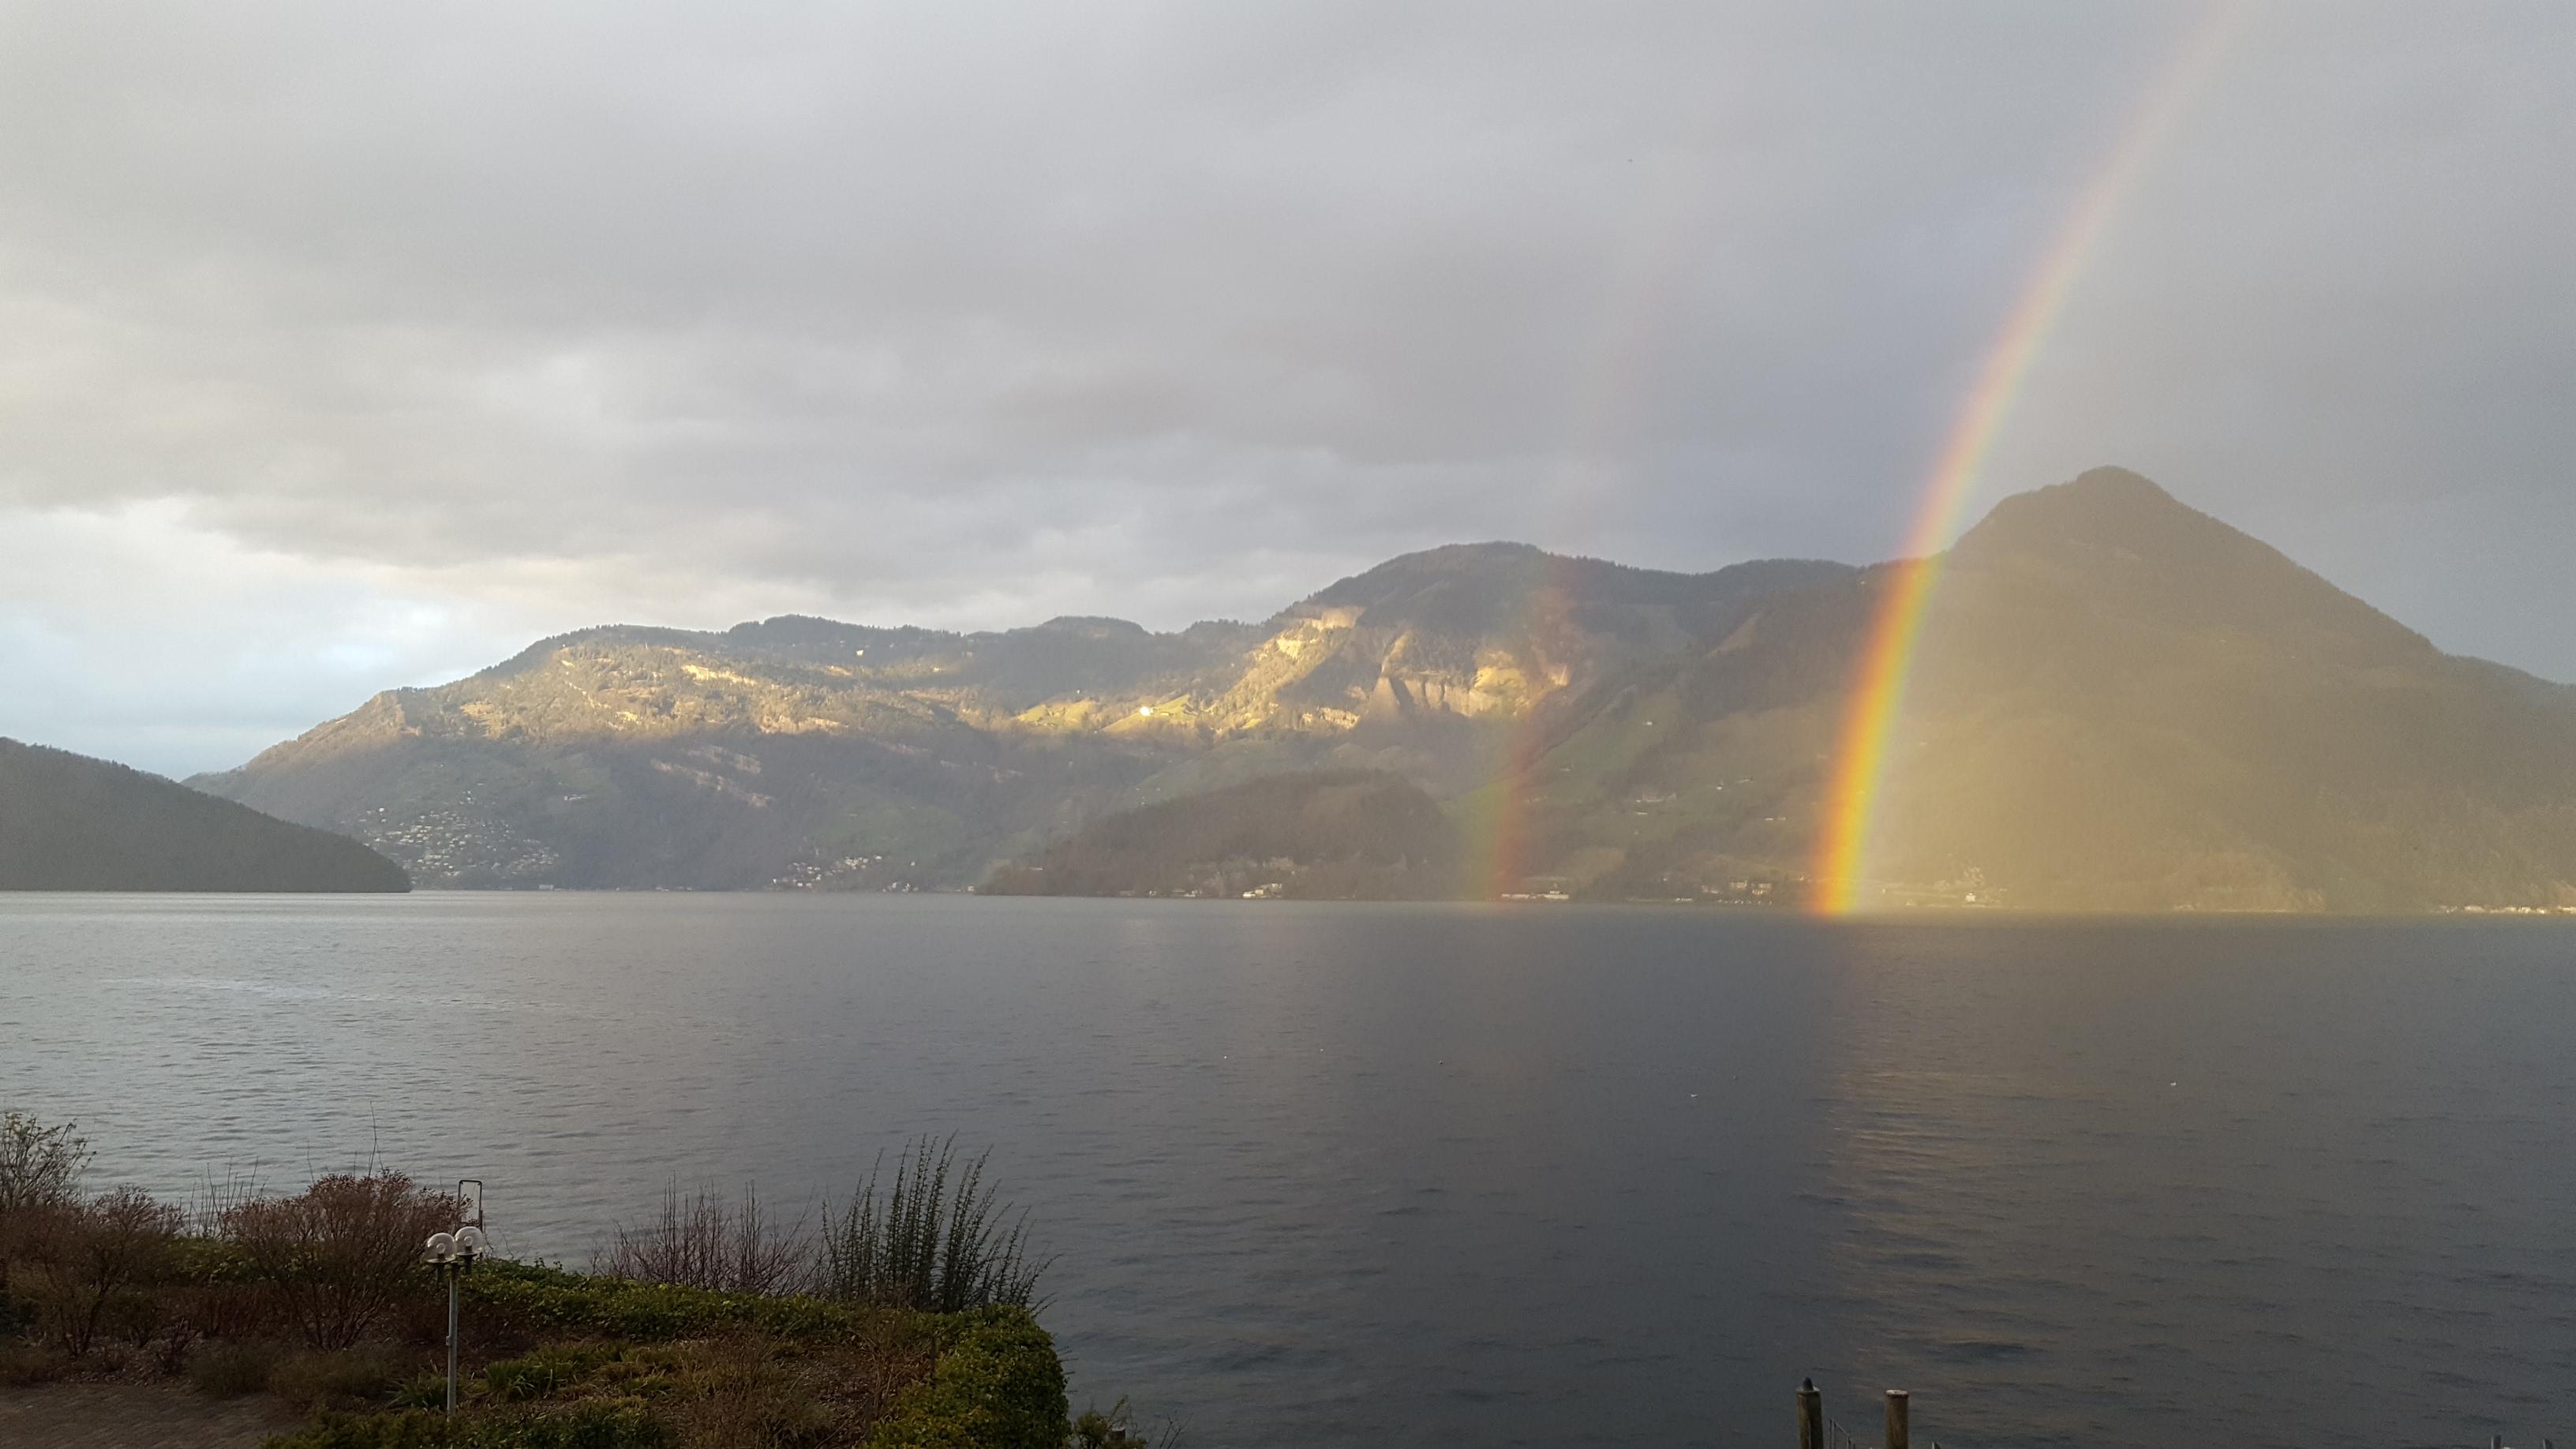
[423,1181,489,1417]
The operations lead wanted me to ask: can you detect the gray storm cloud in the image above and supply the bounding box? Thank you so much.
[0,1,2568,775]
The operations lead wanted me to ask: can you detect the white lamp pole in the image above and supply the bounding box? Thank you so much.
[422,1180,489,1417]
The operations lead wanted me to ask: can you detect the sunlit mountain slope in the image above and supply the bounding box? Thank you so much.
[193,470,2576,911]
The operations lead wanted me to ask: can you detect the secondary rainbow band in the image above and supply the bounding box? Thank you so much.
[1474,145,1721,900]
[1810,11,2232,915]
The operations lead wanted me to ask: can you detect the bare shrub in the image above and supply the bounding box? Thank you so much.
[0,1112,89,1297]
[601,1182,811,1296]
[21,1187,185,1357]
[0,1113,89,1214]
[171,1262,279,1343]
[816,1136,1046,1312]
[221,1173,460,1350]
[189,1163,265,1237]
[171,1167,278,1339]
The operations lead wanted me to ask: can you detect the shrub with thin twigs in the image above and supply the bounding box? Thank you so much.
[19,1186,185,1356]
[0,1111,90,1299]
[222,1173,462,1350]
[598,1183,811,1296]
[817,1136,1047,1313]
[0,1112,88,1215]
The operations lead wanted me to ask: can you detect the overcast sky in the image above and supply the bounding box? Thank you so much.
[2,2,2568,777]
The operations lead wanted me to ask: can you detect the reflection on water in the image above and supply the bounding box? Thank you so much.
[1809,923,2576,1447]
[2,895,2570,1447]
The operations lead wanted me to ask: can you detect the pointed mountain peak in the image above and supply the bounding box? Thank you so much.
[2062,464,2177,503]
[1951,465,2245,571]
[1950,466,2432,661]
[1963,465,2190,539]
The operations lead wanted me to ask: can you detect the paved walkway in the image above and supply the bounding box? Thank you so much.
[0,1380,297,1448]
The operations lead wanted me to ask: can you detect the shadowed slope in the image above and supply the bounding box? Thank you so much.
[983,769,1461,900]
[0,738,408,891]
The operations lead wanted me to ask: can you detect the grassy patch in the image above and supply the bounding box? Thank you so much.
[271,1342,415,1412]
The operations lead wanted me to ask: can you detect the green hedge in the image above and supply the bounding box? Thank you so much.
[462,1261,876,1343]
[867,1306,1067,1449]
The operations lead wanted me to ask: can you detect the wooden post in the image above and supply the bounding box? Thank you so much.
[1797,1380,1823,1449]
[1884,1389,1910,1449]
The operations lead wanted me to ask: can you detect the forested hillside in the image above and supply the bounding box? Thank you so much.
[2,739,408,892]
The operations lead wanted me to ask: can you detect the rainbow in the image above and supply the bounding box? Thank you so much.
[1807,10,2233,915]
[1466,552,1578,900]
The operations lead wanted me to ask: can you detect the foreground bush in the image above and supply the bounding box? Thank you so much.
[595,1135,1049,1318]
[599,1185,808,1297]
[14,1185,185,1356]
[224,1174,462,1349]
[0,1113,88,1218]
[818,1138,1046,1314]
[865,1307,1068,1449]
[467,1260,886,1344]
[0,1111,91,1300]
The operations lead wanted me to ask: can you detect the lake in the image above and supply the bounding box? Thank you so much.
[2,893,2570,1446]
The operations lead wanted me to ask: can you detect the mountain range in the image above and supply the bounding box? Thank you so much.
[188,469,2576,912]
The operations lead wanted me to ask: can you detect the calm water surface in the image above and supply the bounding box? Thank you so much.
[2,894,2570,1447]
